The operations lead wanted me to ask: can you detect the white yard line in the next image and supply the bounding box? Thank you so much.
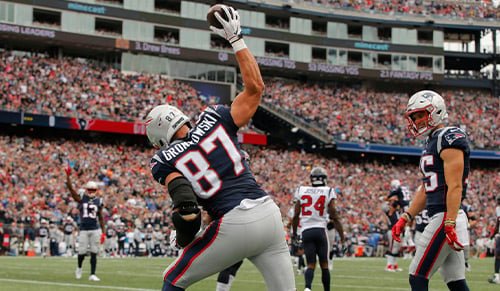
[0,278,157,291]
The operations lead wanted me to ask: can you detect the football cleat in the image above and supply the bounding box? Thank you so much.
[488,276,500,284]
[75,267,82,279]
[385,265,395,272]
[89,274,101,281]
[393,265,403,272]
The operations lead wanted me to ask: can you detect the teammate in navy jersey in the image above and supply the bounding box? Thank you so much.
[63,216,77,257]
[384,179,410,272]
[392,90,471,291]
[388,179,410,210]
[145,5,295,290]
[65,165,105,282]
[37,219,50,258]
[116,222,127,257]
[292,167,345,291]
[383,196,404,272]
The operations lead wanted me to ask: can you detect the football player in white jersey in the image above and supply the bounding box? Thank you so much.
[292,167,345,291]
[488,194,500,284]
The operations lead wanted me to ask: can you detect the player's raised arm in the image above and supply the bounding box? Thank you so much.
[64,163,81,203]
[209,5,264,128]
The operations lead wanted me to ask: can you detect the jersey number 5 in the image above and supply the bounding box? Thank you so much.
[420,155,438,191]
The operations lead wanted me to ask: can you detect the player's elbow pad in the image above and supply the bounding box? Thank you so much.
[168,176,201,247]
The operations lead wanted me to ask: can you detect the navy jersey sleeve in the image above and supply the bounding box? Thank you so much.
[150,153,175,185]
[213,105,239,134]
[440,128,470,155]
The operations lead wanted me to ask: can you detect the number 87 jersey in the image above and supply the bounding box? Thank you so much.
[294,186,336,231]
[150,105,267,220]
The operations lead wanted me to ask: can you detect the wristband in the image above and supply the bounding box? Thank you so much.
[231,38,247,53]
[402,211,412,221]
[444,218,456,226]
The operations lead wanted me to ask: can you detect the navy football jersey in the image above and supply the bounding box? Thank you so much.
[414,209,429,233]
[63,222,75,235]
[117,231,126,242]
[389,186,411,209]
[106,228,115,238]
[420,127,470,217]
[385,210,400,228]
[150,105,267,219]
[145,230,153,241]
[38,226,49,238]
[78,194,103,231]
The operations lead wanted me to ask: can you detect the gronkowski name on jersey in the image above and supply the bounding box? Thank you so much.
[150,105,267,219]
[421,127,470,217]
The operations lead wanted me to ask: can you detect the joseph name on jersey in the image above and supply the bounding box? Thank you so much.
[150,105,267,219]
[421,127,470,217]
[294,186,336,230]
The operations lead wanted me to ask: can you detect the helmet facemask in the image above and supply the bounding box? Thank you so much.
[405,105,435,138]
[85,181,98,198]
[310,167,328,187]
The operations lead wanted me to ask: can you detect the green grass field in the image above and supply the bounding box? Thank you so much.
[0,256,497,290]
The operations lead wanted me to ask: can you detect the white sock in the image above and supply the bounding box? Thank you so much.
[216,282,230,291]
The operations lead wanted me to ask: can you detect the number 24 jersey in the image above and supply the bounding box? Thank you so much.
[294,186,336,231]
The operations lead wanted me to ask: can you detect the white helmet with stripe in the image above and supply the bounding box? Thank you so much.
[145,105,190,149]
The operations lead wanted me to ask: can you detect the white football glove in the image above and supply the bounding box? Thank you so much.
[209,5,242,44]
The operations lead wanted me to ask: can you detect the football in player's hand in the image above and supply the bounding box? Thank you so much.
[206,4,230,29]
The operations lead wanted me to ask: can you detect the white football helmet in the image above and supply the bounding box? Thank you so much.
[390,179,401,190]
[145,105,190,149]
[405,90,448,138]
[85,181,98,197]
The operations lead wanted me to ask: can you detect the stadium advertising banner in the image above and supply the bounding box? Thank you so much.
[0,111,267,145]
[0,23,56,39]
[0,23,442,82]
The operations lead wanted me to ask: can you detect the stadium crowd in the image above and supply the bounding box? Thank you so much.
[1,51,498,149]
[0,134,498,259]
[262,78,499,149]
[298,0,500,20]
